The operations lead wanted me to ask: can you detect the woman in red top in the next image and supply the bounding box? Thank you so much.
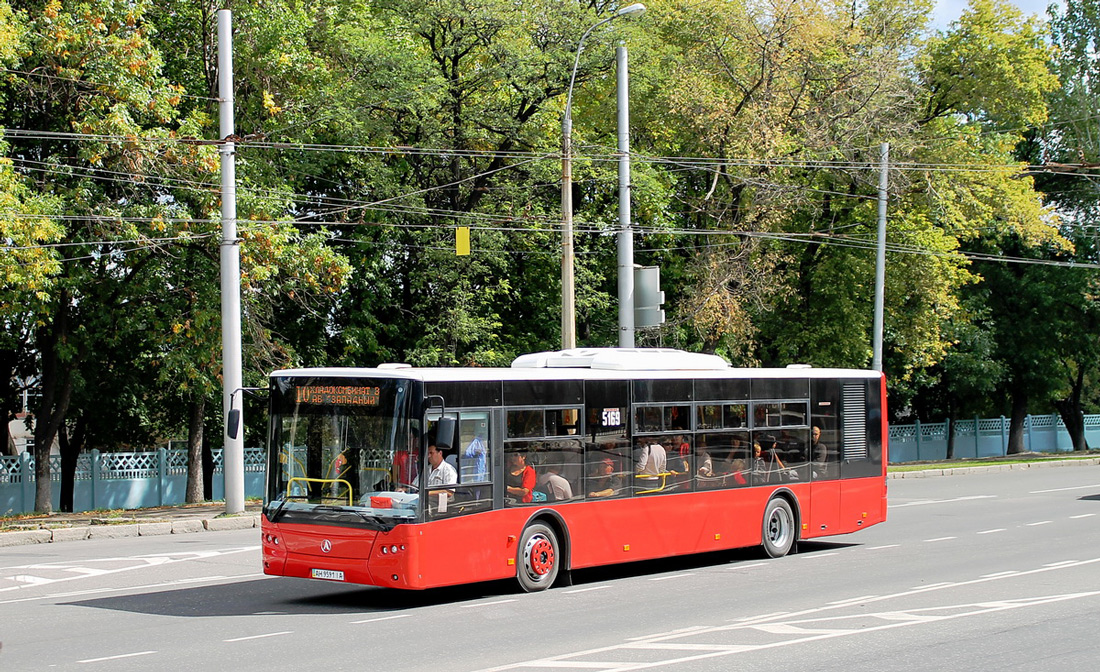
[506,452,536,503]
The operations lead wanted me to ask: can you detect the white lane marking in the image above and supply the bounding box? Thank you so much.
[626,643,754,652]
[460,599,516,609]
[78,651,157,663]
[224,631,292,642]
[1030,484,1100,494]
[866,544,899,550]
[828,595,878,606]
[981,571,1019,578]
[649,573,695,581]
[564,586,610,594]
[1026,521,1052,527]
[1071,514,1096,519]
[0,573,263,606]
[350,614,410,624]
[472,590,1100,672]
[0,546,259,594]
[890,495,996,508]
[1044,561,1078,568]
[801,552,839,559]
[753,623,854,635]
[627,627,710,641]
[730,562,767,570]
[911,582,954,590]
[977,529,1005,535]
[925,537,957,543]
[727,612,790,623]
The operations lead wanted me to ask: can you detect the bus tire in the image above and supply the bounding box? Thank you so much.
[517,523,559,592]
[761,497,796,558]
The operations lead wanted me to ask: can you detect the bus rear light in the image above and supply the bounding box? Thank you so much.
[392,574,399,581]
[391,545,399,553]
[381,546,388,554]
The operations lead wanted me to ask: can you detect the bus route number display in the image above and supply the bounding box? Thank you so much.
[296,386,381,406]
[601,408,622,428]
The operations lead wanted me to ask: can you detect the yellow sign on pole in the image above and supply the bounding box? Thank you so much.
[456,226,470,256]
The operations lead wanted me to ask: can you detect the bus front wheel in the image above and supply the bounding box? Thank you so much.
[761,497,796,558]
[517,523,559,592]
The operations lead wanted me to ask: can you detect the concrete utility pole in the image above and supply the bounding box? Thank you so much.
[616,44,635,348]
[872,142,889,373]
[218,9,245,515]
[561,3,646,350]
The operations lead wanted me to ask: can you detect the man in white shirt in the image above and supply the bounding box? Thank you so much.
[426,440,457,508]
[537,465,573,501]
[634,438,667,477]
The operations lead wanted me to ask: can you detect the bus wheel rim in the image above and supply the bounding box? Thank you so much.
[525,534,555,578]
[769,507,791,546]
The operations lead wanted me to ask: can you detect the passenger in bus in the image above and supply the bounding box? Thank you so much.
[696,443,713,477]
[463,434,489,481]
[729,458,748,485]
[671,434,691,474]
[392,428,420,492]
[634,437,667,478]
[537,464,573,501]
[810,425,831,474]
[587,458,623,498]
[506,452,536,504]
[754,438,787,483]
[425,439,457,504]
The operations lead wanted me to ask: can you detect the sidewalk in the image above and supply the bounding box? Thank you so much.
[0,502,262,548]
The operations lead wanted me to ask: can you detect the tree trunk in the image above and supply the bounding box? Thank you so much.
[58,417,85,513]
[945,416,955,460]
[202,427,215,501]
[1053,366,1088,451]
[186,397,205,503]
[1006,391,1029,455]
[33,298,77,512]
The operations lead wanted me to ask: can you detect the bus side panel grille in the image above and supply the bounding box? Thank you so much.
[843,384,868,461]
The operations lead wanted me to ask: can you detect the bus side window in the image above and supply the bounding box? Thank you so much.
[458,413,491,483]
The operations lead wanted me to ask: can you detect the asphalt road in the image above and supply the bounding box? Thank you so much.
[2,465,1098,671]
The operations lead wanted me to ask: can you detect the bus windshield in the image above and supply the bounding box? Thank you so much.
[266,376,421,529]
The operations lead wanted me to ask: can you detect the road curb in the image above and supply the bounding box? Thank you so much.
[0,514,261,547]
[889,457,1100,478]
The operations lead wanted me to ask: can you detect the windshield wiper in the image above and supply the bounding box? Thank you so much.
[313,505,398,532]
[266,497,290,523]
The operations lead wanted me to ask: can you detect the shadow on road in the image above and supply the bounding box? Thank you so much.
[62,540,857,617]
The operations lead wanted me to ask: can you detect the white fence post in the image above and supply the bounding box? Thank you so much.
[157,447,168,506]
[19,451,32,512]
[90,449,101,510]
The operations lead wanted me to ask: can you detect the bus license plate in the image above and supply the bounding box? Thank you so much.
[311,568,345,581]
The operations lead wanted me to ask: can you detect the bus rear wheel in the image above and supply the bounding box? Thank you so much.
[517,523,559,592]
[761,497,796,558]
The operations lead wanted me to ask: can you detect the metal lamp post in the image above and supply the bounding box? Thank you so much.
[561,3,646,350]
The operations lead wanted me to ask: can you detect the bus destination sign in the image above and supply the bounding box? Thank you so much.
[296,386,382,406]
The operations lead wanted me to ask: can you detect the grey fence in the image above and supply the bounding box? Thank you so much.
[0,448,265,516]
[889,413,1100,463]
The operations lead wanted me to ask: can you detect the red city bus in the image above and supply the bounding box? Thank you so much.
[260,348,887,591]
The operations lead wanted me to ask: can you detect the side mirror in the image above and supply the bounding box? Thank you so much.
[433,417,456,452]
[227,408,241,440]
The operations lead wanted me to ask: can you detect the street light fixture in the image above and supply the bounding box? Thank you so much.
[561,3,646,350]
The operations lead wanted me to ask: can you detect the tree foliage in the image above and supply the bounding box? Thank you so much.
[3,0,1098,503]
